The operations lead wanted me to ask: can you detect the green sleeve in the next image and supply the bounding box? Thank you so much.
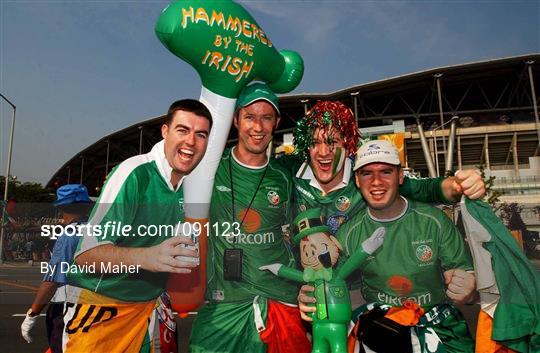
[437,211,474,272]
[88,167,142,244]
[400,176,450,204]
[336,247,370,280]
[74,165,143,257]
[334,222,363,288]
[284,162,295,236]
[333,226,349,275]
[334,215,364,259]
[283,166,300,266]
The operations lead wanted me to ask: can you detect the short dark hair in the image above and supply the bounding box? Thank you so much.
[165,99,213,130]
[57,202,92,216]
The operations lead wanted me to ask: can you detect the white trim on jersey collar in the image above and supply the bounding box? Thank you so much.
[231,146,269,169]
[153,140,185,192]
[368,196,409,222]
[296,158,352,193]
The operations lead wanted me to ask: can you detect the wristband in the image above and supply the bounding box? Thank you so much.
[26,308,39,317]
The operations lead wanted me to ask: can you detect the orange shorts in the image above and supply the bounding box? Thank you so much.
[63,289,156,353]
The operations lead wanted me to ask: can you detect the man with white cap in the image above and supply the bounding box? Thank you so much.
[300,140,476,352]
[289,100,485,236]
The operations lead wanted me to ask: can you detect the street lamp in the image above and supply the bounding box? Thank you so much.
[0,93,16,264]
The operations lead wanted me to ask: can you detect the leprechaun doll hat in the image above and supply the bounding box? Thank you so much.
[292,208,332,245]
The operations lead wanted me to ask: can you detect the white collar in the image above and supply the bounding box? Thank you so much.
[368,196,409,222]
[296,158,352,193]
[151,140,184,192]
[230,146,269,169]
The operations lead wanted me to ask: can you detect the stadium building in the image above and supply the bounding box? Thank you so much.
[47,54,540,235]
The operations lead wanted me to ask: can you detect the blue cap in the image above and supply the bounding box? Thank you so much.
[54,184,91,207]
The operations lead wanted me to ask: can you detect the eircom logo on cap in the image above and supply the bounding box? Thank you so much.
[362,142,389,158]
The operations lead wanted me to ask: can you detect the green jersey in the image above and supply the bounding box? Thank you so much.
[336,198,473,308]
[70,140,184,302]
[277,156,449,234]
[206,148,298,303]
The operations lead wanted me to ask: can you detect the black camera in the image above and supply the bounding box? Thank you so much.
[223,248,243,282]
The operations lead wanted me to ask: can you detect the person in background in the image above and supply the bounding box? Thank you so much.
[21,184,92,353]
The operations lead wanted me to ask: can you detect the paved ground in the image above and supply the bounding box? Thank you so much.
[0,262,49,352]
[0,261,196,353]
[1,260,538,352]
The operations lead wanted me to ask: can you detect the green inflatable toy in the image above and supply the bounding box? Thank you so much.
[260,209,385,353]
[155,0,304,98]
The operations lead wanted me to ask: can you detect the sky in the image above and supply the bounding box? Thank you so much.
[1,0,539,185]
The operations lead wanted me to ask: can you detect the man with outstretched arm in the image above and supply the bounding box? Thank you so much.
[281,100,485,233]
[21,184,92,352]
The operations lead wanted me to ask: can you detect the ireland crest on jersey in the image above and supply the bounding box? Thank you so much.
[415,244,433,262]
[335,196,350,212]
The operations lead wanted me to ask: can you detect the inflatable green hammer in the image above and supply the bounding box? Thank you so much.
[155,0,304,98]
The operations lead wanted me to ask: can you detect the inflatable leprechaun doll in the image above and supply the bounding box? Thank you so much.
[260,208,385,353]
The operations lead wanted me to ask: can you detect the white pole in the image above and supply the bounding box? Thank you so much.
[0,93,16,264]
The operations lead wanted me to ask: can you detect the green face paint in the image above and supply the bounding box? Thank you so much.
[331,147,346,177]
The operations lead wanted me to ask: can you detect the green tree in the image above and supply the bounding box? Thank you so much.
[0,176,54,202]
[477,165,501,210]
[499,202,526,232]
[0,176,55,219]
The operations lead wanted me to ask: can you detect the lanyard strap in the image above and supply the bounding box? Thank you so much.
[229,153,269,241]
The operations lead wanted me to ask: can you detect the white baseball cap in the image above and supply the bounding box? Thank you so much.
[353,140,401,171]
